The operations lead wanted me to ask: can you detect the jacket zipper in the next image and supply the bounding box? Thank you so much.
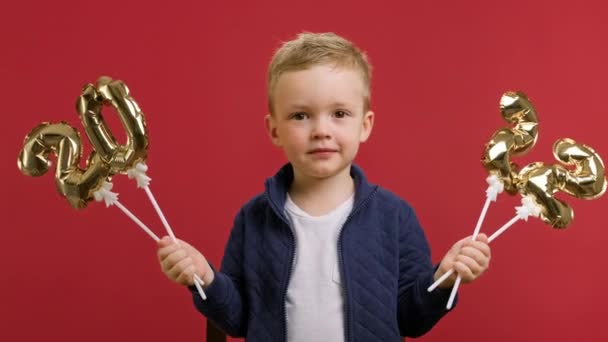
[283,214,296,342]
[337,187,377,342]
[265,193,295,342]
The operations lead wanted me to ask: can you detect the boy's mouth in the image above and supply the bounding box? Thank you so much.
[309,148,337,153]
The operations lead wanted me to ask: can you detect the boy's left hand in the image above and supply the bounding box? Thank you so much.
[434,234,491,289]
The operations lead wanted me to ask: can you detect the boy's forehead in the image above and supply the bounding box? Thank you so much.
[273,65,366,109]
[277,63,362,83]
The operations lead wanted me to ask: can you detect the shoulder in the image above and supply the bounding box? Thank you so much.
[239,192,268,213]
[369,184,416,220]
[233,192,279,229]
[353,164,416,219]
[233,192,269,220]
[370,186,430,253]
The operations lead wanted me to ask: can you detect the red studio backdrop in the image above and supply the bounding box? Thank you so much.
[2,1,607,341]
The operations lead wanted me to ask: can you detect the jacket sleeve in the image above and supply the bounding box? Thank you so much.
[397,203,455,337]
[189,208,248,337]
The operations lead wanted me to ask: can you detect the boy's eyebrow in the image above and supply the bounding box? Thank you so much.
[288,102,353,111]
[331,102,351,108]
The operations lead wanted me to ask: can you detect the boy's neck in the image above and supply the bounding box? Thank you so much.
[288,165,355,217]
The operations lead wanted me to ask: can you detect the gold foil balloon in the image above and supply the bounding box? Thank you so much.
[18,76,149,209]
[553,138,606,199]
[517,139,607,228]
[17,122,111,209]
[77,76,149,174]
[482,91,539,194]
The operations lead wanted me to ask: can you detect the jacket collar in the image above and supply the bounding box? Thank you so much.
[264,163,377,221]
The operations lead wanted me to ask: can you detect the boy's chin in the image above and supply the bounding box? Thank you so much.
[297,162,351,180]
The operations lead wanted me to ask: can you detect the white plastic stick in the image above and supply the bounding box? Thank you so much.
[144,186,178,241]
[488,216,520,243]
[193,274,208,300]
[428,176,503,293]
[429,194,541,309]
[445,197,493,308]
[427,218,521,294]
[115,199,206,299]
[446,276,462,309]
[427,197,493,293]
[94,181,160,242]
[95,180,206,299]
[113,201,160,242]
[136,173,207,300]
[427,269,454,292]
[445,215,525,309]
[472,198,492,240]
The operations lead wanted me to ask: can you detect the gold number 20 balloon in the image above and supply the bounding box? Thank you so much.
[18,77,149,209]
[483,91,606,228]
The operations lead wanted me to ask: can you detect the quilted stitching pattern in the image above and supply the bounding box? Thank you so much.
[192,164,452,341]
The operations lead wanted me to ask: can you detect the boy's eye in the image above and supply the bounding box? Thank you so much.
[290,112,308,120]
[333,110,350,118]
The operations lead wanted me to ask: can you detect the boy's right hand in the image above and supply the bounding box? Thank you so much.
[157,236,215,288]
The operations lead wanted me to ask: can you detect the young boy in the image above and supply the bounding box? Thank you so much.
[157,32,491,342]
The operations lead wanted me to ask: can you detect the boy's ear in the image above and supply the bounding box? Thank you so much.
[265,113,282,147]
[359,110,374,142]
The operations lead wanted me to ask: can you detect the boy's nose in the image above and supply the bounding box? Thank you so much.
[311,116,331,139]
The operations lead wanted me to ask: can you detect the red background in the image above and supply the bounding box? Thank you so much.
[2,1,607,341]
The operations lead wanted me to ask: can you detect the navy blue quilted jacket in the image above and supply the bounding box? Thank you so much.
[191,164,454,341]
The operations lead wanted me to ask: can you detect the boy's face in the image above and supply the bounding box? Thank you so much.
[265,64,374,180]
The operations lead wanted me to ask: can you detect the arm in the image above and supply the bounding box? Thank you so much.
[191,209,249,337]
[396,204,492,337]
[396,205,453,338]
[157,209,248,337]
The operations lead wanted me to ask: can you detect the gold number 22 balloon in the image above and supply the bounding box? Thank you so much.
[18,77,149,209]
[483,91,606,228]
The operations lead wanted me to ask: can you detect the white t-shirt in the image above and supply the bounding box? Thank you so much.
[284,194,354,342]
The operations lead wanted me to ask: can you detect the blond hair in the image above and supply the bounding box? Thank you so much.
[267,32,372,113]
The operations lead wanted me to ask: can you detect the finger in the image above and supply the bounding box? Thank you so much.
[178,239,200,255]
[173,260,195,285]
[157,243,180,262]
[176,240,207,267]
[475,233,489,243]
[453,261,474,281]
[160,249,188,272]
[462,239,491,259]
[459,246,490,269]
[157,236,175,248]
[167,257,193,280]
[445,238,468,260]
[454,255,482,280]
[455,236,471,247]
